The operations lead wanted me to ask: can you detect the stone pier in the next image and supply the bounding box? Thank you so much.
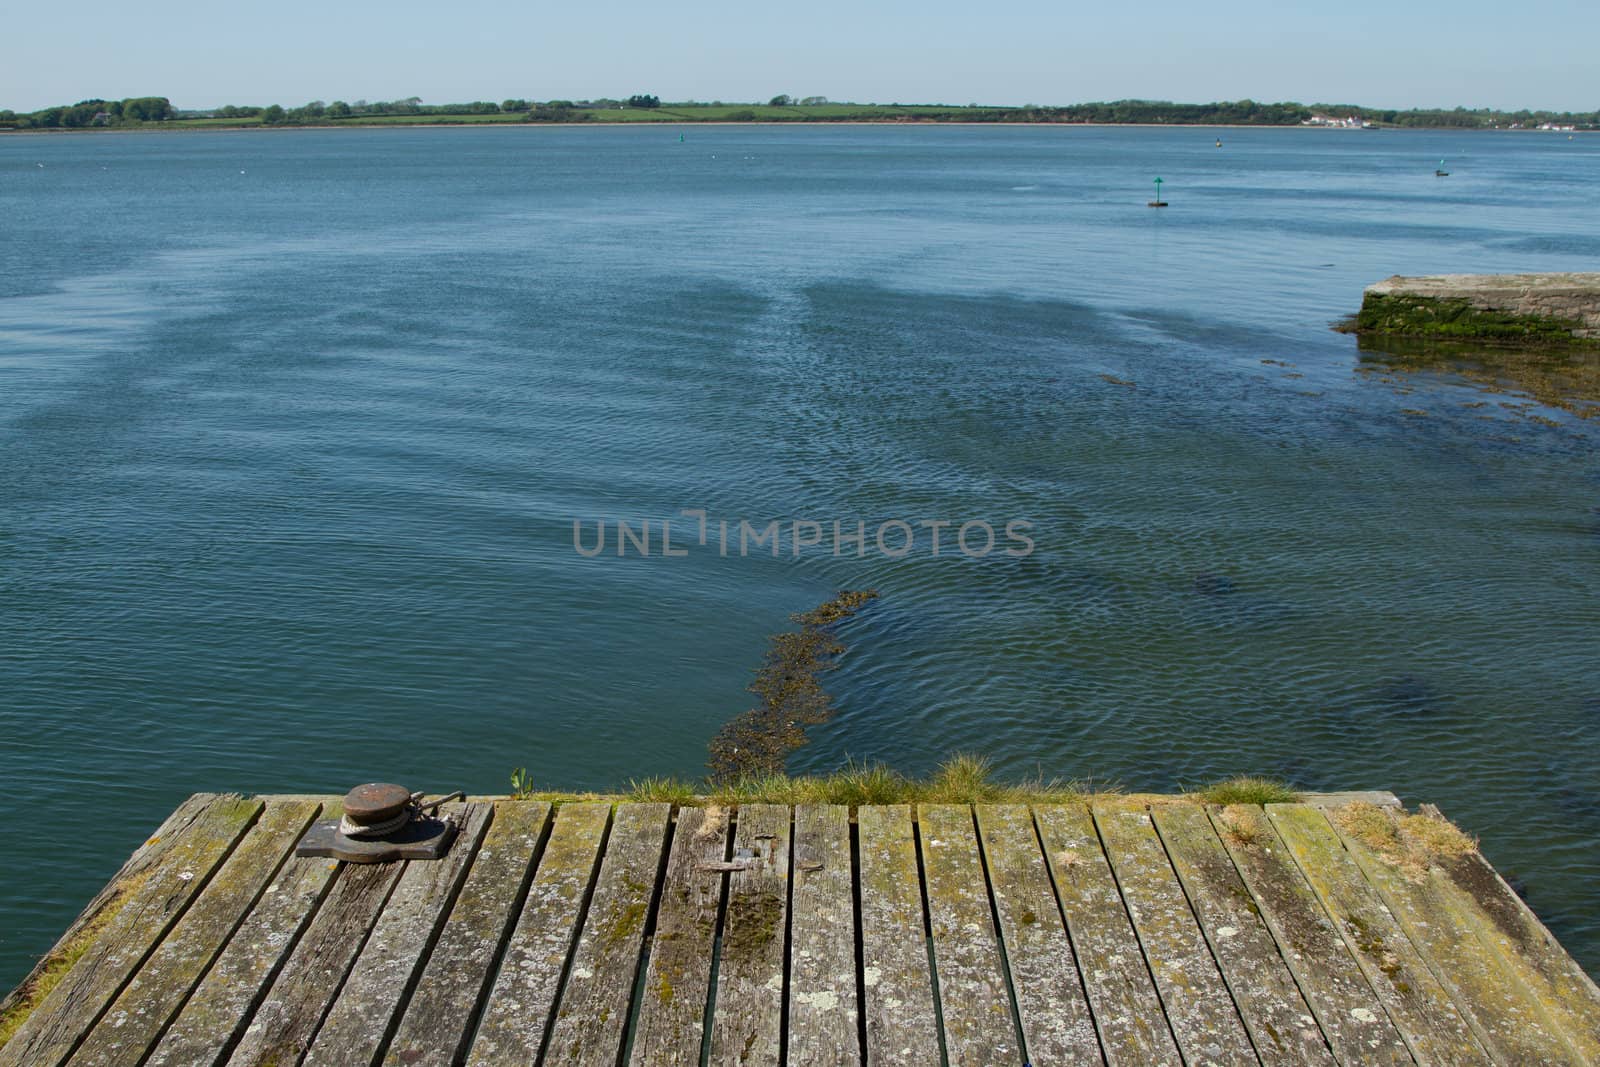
[1355,272,1600,343]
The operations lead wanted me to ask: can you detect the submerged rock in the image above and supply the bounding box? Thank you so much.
[1192,572,1235,597]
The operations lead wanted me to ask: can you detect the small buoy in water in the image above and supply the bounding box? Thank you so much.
[679,133,684,142]
[1216,139,1223,148]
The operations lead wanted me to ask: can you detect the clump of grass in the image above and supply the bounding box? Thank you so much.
[1331,801,1477,883]
[926,753,1003,804]
[517,756,1067,807]
[803,760,911,806]
[604,755,1107,808]
[1195,776,1301,806]
[626,776,702,806]
[1336,799,1403,850]
[1213,804,1271,848]
[1399,811,1476,858]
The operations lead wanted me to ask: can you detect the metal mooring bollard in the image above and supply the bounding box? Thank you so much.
[295,782,465,862]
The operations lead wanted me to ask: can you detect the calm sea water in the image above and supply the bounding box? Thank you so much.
[2,125,1597,986]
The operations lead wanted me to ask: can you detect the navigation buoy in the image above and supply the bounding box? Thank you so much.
[1148,176,1168,207]
[1435,158,1450,177]
[679,133,684,142]
[1216,139,1223,148]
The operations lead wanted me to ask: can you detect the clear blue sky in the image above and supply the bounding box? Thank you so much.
[4,0,1596,113]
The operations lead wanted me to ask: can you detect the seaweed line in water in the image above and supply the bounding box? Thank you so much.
[707,589,879,783]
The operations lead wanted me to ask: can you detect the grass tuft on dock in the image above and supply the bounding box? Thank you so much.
[512,760,1322,811]
[511,754,1113,807]
[1332,800,1477,882]
[1193,776,1301,806]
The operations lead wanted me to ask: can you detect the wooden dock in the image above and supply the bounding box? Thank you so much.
[3,793,1598,1066]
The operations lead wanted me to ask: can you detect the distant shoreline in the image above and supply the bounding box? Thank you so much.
[11,96,1594,134]
[3,120,1590,136]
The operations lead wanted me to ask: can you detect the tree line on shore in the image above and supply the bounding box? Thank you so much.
[3,95,1597,130]
[1,96,175,129]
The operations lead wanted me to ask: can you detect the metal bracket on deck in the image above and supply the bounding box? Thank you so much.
[295,782,465,863]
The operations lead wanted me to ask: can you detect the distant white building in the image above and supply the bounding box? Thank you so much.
[1302,114,1374,128]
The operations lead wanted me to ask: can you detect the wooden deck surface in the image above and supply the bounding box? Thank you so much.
[3,794,1598,1066]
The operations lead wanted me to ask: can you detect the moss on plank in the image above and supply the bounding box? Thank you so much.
[0,869,151,1046]
[725,891,785,954]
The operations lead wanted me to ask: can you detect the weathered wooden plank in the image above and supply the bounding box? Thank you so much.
[69,800,322,1067]
[0,794,221,1036]
[466,801,611,1066]
[1424,841,1600,1060]
[381,801,553,1067]
[224,859,405,1067]
[1093,804,1257,1065]
[629,805,730,1067]
[707,803,790,1067]
[1415,805,1600,1052]
[303,803,493,1066]
[1209,805,1410,1066]
[1266,804,1490,1066]
[1149,804,1335,1066]
[1325,802,1600,1064]
[544,803,671,1066]
[145,854,339,1067]
[917,804,1019,1067]
[1034,804,1182,1067]
[1303,793,1402,810]
[973,804,1101,1065]
[0,795,263,1067]
[786,805,861,1066]
[855,805,941,1067]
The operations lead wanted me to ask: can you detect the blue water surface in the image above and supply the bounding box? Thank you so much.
[1,124,1597,985]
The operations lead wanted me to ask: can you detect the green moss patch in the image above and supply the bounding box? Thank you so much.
[0,870,149,1045]
[1353,293,1594,346]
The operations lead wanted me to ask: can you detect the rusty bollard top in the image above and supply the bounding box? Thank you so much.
[343,782,413,829]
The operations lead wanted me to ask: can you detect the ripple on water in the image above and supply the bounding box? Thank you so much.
[1,126,1598,985]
